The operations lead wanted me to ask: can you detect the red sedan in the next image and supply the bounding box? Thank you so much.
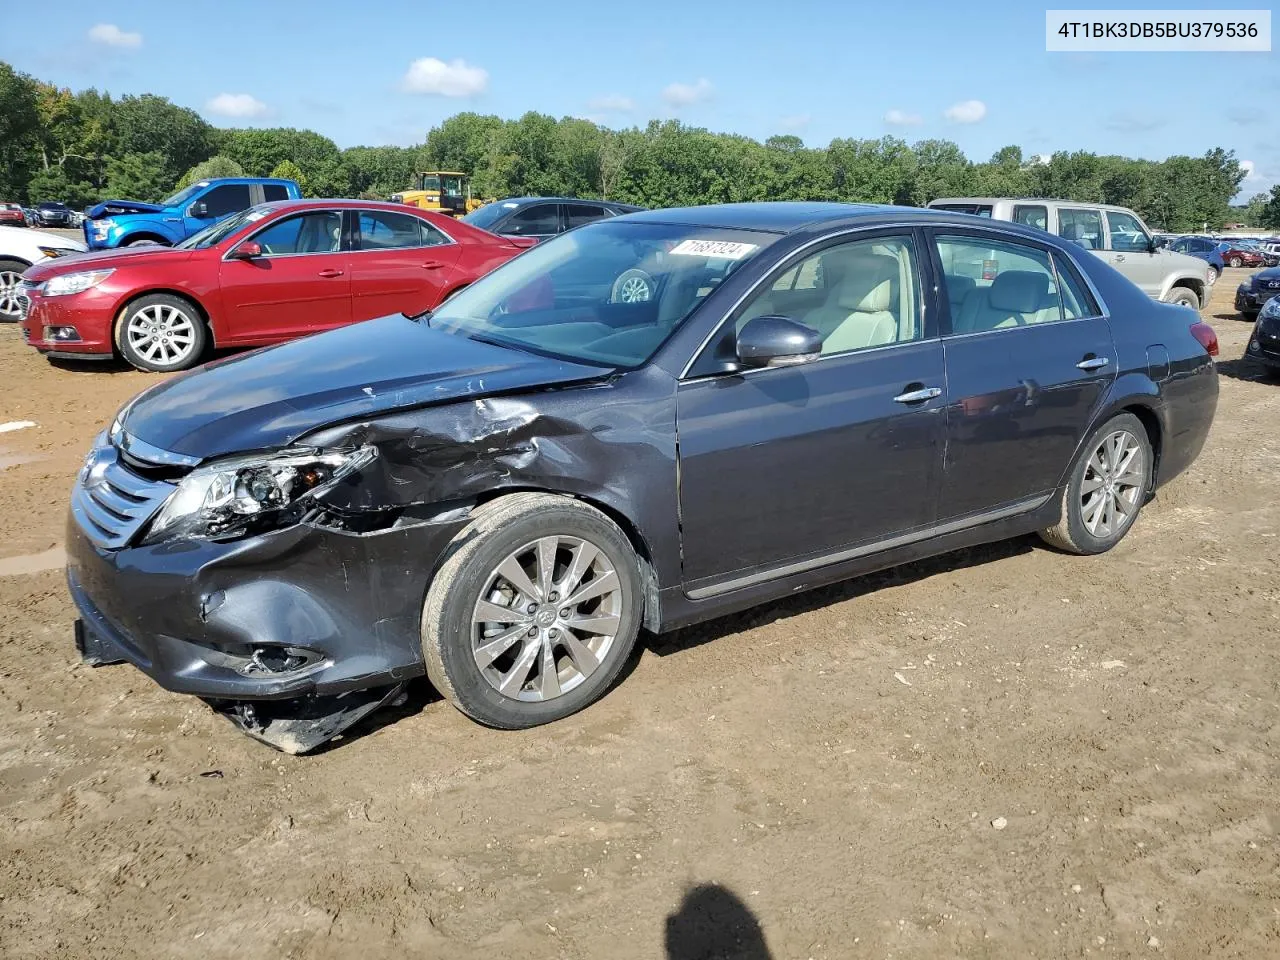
[19,200,534,371]
[0,204,27,227]
[1220,244,1265,269]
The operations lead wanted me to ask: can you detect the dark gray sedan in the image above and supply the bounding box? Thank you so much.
[67,203,1219,751]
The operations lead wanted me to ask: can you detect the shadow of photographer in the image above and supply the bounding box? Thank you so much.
[665,884,772,960]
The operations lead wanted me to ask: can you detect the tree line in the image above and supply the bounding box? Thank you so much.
[1,60,1263,232]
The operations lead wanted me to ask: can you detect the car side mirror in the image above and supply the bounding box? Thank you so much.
[736,316,823,368]
[1147,237,1159,254]
[228,240,262,260]
[189,202,209,219]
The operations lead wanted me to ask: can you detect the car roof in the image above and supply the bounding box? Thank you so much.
[491,196,640,208]
[613,201,1060,237]
[255,198,451,213]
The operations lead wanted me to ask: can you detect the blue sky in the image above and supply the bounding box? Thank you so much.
[1,0,1275,197]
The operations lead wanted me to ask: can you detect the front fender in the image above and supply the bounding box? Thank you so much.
[112,218,182,247]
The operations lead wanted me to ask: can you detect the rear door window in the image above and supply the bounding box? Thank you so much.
[935,235,1093,330]
[262,184,291,203]
[1013,205,1048,231]
[1057,208,1104,250]
[565,203,610,229]
[201,184,252,218]
[504,203,562,236]
[357,210,428,249]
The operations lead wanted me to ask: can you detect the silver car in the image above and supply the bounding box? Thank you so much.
[927,198,1213,310]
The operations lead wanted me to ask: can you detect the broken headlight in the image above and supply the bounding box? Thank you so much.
[141,446,377,544]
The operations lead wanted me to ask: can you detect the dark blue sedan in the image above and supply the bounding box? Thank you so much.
[67,202,1219,751]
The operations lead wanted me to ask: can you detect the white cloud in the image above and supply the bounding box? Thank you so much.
[944,99,987,124]
[88,24,141,49]
[400,57,488,97]
[1032,153,1052,166]
[588,95,635,113]
[884,109,923,127]
[1240,159,1257,179]
[662,78,713,108]
[205,93,269,119]
[779,114,811,132]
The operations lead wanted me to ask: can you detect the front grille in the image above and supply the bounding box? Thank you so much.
[71,442,177,550]
[15,281,35,322]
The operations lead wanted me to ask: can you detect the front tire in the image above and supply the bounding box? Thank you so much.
[1040,413,1153,555]
[116,293,208,372]
[1165,287,1200,311]
[1229,256,1242,268]
[422,493,643,729]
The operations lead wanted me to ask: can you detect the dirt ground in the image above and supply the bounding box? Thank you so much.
[1,269,1277,960]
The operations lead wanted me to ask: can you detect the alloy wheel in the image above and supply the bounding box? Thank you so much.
[125,303,197,366]
[0,270,23,320]
[616,276,652,303]
[1080,429,1145,540]
[471,535,622,702]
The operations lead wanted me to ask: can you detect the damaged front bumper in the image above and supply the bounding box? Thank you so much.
[66,507,468,751]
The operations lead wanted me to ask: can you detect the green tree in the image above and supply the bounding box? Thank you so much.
[104,151,169,201]
[270,159,308,195]
[110,94,215,183]
[1245,192,1270,226]
[0,63,41,202]
[343,145,418,198]
[175,155,245,189]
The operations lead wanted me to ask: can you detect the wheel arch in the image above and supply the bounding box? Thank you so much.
[468,485,662,631]
[116,231,173,247]
[112,288,214,356]
[1165,276,1205,308]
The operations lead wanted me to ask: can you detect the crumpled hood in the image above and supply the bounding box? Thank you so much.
[119,315,614,460]
[86,199,168,218]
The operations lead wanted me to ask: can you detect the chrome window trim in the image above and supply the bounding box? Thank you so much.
[351,208,457,252]
[678,221,929,380]
[220,209,347,262]
[932,232,1108,332]
[680,334,935,385]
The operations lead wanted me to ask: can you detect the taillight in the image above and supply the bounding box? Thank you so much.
[1189,320,1218,357]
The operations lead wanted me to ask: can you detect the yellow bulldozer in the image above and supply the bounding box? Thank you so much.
[390,171,485,218]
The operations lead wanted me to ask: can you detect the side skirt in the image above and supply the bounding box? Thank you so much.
[654,493,1061,633]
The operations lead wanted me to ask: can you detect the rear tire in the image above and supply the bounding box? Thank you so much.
[1040,413,1153,556]
[116,293,208,372]
[0,258,28,323]
[1229,256,1242,268]
[422,493,643,729]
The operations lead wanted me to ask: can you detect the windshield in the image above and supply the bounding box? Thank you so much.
[416,174,441,192]
[161,183,206,209]
[176,206,268,249]
[430,220,777,367]
[461,201,517,231]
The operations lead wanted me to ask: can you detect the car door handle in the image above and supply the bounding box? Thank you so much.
[893,386,943,404]
[421,261,445,270]
[318,268,344,278]
[1076,356,1110,371]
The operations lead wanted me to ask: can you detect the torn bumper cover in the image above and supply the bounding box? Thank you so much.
[66,509,467,751]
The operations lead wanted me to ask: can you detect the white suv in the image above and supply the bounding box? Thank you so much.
[927,198,1212,310]
[0,225,86,322]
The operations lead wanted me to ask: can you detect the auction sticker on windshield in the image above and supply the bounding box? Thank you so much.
[669,239,758,259]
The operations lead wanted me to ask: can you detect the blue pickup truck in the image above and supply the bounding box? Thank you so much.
[84,177,302,249]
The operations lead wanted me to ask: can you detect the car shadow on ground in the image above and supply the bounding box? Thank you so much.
[1216,356,1277,384]
[323,536,1039,752]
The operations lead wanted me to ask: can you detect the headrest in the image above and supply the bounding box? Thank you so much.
[988,270,1049,314]
[1060,223,1082,241]
[829,252,899,312]
[945,274,976,302]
